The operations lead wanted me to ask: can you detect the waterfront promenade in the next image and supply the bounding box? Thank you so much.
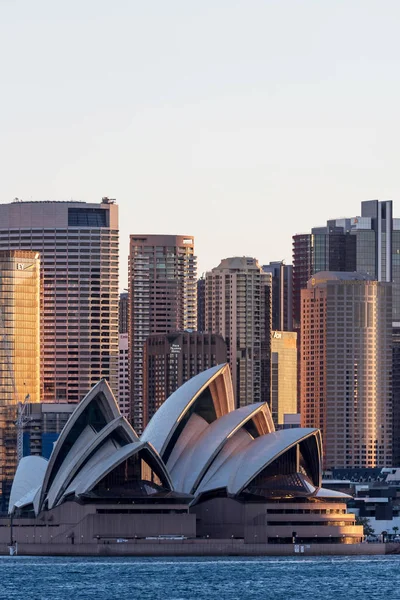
[2,539,398,557]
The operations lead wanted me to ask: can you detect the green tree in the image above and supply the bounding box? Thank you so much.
[355,516,375,537]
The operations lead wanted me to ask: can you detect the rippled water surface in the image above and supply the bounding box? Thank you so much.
[0,555,399,600]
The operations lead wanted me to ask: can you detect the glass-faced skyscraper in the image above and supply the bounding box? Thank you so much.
[0,250,40,509]
[0,199,119,404]
[129,234,197,433]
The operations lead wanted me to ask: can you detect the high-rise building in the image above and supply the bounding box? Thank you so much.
[0,249,41,509]
[271,330,297,428]
[118,332,130,418]
[292,228,356,329]
[197,275,206,333]
[293,200,398,326]
[119,291,128,334]
[262,262,293,331]
[205,257,271,408]
[301,272,392,469]
[143,331,227,427]
[0,199,119,404]
[128,234,197,433]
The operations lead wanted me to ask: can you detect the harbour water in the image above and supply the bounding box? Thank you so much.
[0,555,399,600]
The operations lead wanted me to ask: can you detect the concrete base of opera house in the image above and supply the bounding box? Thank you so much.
[1,540,399,557]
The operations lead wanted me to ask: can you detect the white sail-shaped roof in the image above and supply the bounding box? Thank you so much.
[169,403,273,494]
[9,456,48,514]
[39,379,121,511]
[63,441,173,498]
[195,428,321,498]
[141,363,234,458]
[47,416,138,509]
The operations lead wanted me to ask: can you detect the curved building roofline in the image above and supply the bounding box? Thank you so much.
[39,379,120,511]
[71,441,173,497]
[169,403,273,494]
[47,416,138,509]
[229,428,322,495]
[141,363,234,457]
[194,428,322,499]
[9,456,48,515]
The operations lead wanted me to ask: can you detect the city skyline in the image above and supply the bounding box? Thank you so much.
[2,2,400,292]
[1,197,397,292]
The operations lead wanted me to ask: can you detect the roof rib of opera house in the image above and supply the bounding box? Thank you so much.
[9,364,344,516]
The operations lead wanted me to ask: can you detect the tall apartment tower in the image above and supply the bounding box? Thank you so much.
[143,331,227,427]
[129,234,197,433]
[205,257,272,408]
[301,272,392,469]
[0,250,40,509]
[0,199,119,404]
[262,261,293,331]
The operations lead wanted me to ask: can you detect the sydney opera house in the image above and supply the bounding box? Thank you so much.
[5,364,363,546]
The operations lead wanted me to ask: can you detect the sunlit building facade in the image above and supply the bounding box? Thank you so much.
[0,250,40,509]
[301,272,392,469]
[271,331,297,428]
[0,199,119,405]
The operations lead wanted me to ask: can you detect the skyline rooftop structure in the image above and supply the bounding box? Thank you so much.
[0,199,119,405]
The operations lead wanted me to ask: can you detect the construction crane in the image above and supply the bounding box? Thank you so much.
[15,393,31,463]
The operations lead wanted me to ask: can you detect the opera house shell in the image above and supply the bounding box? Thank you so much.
[7,364,363,546]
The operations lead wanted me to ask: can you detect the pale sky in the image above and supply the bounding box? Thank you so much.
[1,0,400,289]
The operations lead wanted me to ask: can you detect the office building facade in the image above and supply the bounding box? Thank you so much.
[301,272,392,469]
[0,249,41,509]
[271,331,297,428]
[262,261,293,331]
[0,199,119,405]
[128,234,197,433]
[205,257,271,408]
[143,331,227,427]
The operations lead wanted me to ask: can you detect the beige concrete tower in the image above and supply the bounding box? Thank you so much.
[129,234,197,433]
[0,250,40,508]
[0,199,119,404]
[205,257,272,408]
[301,272,392,469]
